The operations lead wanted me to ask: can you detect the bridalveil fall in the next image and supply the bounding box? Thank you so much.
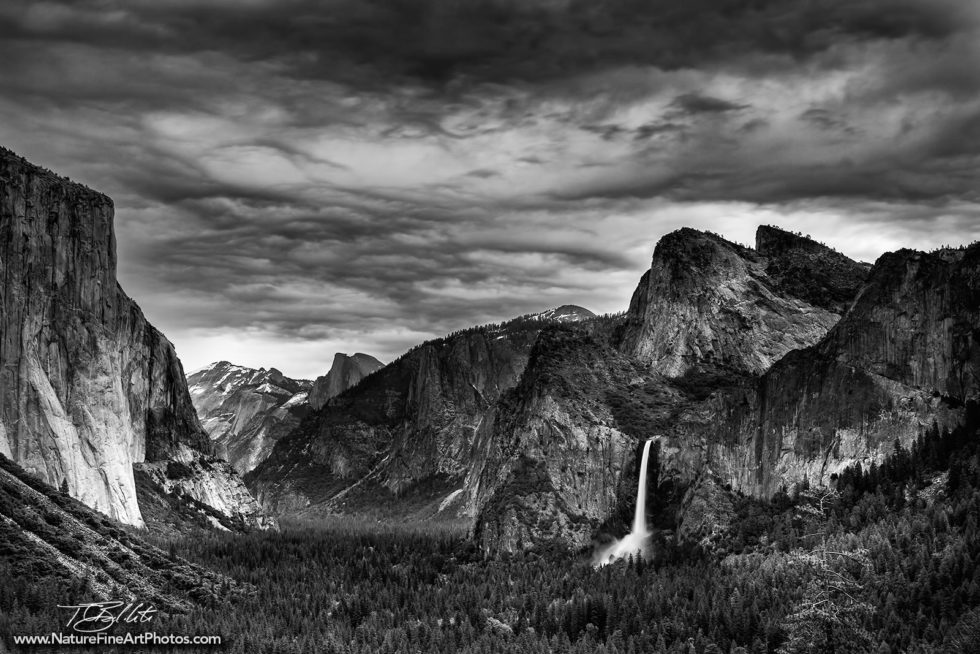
[594,439,653,566]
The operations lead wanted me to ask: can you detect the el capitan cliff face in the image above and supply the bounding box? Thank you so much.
[0,147,263,528]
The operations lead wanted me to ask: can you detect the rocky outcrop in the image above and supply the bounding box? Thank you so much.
[0,147,265,529]
[187,362,312,473]
[755,225,870,313]
[136,453,277,532]
[707,244,979,497]
[248,312,591,518]
[619,228,851,377]
[308,353,384,411]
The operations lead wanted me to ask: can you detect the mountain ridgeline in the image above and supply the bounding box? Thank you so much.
[246,305,598,519]
[187,362,314,474]
[0,147,267,532]
[186,354,384,474]
[472,228,978,552]
[467,228,869,551]
[249,224,979,556]
[3,143,975,561]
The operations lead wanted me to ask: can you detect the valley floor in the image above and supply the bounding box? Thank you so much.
[3,411,980,654]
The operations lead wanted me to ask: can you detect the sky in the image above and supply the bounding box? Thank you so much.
[1,0,979,379]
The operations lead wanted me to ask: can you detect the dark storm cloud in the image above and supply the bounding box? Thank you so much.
[670,94,748,115]
[799,108,856,133]
[1,0,978,375]
[2,0,975,90]
[634,123,687,140]
[118,182,639,351]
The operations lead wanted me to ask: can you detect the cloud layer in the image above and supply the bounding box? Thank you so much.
[2,0,979,377]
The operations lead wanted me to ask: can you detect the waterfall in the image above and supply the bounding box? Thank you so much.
[594,439,654,567]
[632,439,652,536]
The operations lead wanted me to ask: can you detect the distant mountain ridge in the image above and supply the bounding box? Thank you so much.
[186,362,313,474]
[187,354,387,474]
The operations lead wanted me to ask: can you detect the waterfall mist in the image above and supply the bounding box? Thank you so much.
[594,439,654,567]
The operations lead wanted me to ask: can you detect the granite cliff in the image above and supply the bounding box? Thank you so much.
[706,243,979,497]
[467,325,643,552]
[619,228,856,376]
[227,223,976,557]
[0,147,265,529]
[308,353,384,411]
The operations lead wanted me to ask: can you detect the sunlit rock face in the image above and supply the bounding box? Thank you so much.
[620,228,847,377]
[0,147,264,529]
[136,450,278,532]
[187,362,312,474]
[308,353,384,411]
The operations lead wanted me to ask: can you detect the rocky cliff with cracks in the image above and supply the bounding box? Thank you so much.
[706,243,979,498]
[619,228,848,377]
[0,147,265,529]
[467,326,642,552]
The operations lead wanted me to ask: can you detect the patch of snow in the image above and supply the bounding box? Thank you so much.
[255,382,289,396]
[206,515,231,532]
[185,361,222,377]
[282,392,309,408]
[438,488,464,513]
